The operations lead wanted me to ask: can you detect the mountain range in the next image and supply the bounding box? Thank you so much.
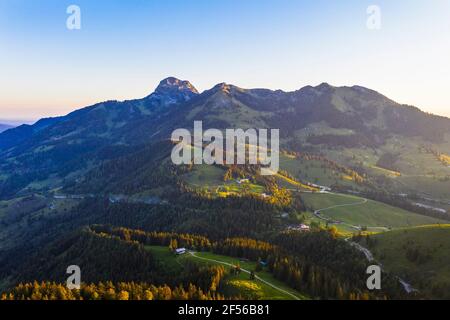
[0,124,14,134]
[1,77,449,200]
[1,77,450,300]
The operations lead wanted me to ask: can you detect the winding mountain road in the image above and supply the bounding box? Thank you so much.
[314,197,368,215]
[343,238,418,294]
[310,193,389,231]
[313,197,368,228]
[345,239,374,261]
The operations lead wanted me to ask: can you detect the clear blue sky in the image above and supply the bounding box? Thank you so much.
[1,0,449,121]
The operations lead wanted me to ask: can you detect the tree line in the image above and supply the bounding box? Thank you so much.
[2,280,227,301]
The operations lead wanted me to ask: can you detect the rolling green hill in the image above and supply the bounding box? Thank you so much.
[1,77,450,299]
[301,193,446,231]
[146,245,308,300]
[363,225,450,299]
[279,153,362,190]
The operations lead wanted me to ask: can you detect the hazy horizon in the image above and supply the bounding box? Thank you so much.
[1,0,449,120]
[2,78,450,126]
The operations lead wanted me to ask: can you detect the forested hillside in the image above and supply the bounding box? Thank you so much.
[4,225,408,300]
[1,78,449,300]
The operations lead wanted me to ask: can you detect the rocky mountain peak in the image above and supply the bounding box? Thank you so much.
[155,77,199,95]
[144,77,199,107]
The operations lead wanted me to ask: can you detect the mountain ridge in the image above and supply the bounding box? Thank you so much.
[0,77,449,200]
[0,124,14,134]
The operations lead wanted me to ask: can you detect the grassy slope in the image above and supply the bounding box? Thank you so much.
[279,154,359,189]
[183,165,226,187]
[145,246,308,300]
[274,173,318,191]
[368,225,450,298]
[182,164,265,196]
[301,193,446,229]
[179,155,446,234]
[0,196,79,250]
[309,137,450,200]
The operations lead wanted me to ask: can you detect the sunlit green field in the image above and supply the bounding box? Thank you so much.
[182,164,265,196]
[279,154,360,189]
[301,193,446,229]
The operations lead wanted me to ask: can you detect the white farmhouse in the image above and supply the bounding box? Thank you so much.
[175,248,187,255]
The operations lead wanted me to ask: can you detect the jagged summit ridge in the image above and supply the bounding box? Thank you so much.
[155,77,199,95]
[145,77,199,107]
